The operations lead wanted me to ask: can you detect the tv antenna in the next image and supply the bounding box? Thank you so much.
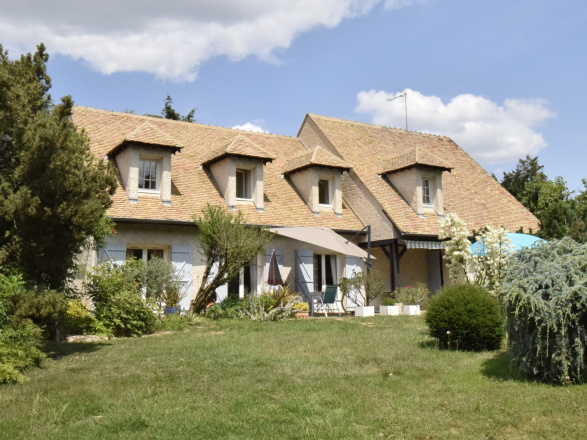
[387,91,408,130]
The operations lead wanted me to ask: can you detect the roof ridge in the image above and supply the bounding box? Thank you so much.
[307,113,452,141]
[73,106,298,140]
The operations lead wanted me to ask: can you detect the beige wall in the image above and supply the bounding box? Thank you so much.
[387,168,444,217]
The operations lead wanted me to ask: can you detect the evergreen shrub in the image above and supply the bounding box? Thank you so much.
[500,238,587,384]
[425,284,503,351]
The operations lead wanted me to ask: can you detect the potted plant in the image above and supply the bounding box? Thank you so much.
[349,271,384,317]
[379,297,400,316]
[393,283,430,316]
[162,287,185,314]
[292,302,310,319]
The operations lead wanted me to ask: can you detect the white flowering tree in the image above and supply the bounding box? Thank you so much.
[439,213,471,283]
[471,226,515,295]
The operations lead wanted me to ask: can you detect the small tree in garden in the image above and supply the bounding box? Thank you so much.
[438,213,471,283]
[471,226,515,295]
[339,270,384,306]
[191,204,273,313]
[500,238,587,384]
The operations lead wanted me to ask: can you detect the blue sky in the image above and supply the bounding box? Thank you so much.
[2,0,586,191]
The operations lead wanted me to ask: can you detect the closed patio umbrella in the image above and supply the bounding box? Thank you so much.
[267,249,284,286]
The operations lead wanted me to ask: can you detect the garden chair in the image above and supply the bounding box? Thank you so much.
[313,285,341,317]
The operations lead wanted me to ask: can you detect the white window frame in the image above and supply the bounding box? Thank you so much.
[422,177,433,207]
[318,178,333,207]
[125,245,169,262]
[138,156,162,194]
[236,168,254,201]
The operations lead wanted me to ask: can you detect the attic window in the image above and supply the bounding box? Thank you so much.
[139,159,158,190]
[318,179,331,206]
[236,168,253,200]
[422,178,431,205]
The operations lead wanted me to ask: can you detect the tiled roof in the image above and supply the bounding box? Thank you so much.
[108,121,183,156]
[201,134,276,167]
[73,107,364,232]
[379,146,452,175]
[283,145,352,174]
[304,114,539,236]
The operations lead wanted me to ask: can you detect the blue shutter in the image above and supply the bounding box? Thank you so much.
[99,242,126,266]
[171,245,193,311]
[295,250,314,300]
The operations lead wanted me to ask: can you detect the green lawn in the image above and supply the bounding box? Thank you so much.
[1,316,585,439]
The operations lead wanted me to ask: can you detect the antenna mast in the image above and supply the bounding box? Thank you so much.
[387,92,408,130]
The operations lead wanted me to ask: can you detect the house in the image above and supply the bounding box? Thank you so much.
[73,107,538,311]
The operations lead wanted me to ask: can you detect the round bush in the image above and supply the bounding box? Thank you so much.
[425,284,503,351]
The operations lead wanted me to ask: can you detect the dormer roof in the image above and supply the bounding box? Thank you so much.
[378,146,453,175]
[201,134,276,167]
[282,145,352,175]
[108,121,183,157]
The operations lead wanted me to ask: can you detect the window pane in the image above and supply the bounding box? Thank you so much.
[126,249,143,260]
[236,169,252,199]
[236,170,244,198]
[313,254,322,292]
[139,160,157,190]
[228,274,240,297]
[325,255,336,285]
[147,249,164,260]
[422,179,430,204]
[319,179,330,205]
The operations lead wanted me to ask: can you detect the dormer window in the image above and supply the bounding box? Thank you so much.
[139,159,159,191]
[318,178,332,206]
[282,146,351,217]
[202,135,276,211]
[109,121,183,205]
[422,178,431,205]
[236,168,253,200]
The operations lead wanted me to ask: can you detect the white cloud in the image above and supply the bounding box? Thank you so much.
[232,122,267,133]
[355,89,555,163]
[0,0,385,82]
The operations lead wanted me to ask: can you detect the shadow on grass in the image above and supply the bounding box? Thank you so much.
[480,351,530,383]
[43,340,112,360]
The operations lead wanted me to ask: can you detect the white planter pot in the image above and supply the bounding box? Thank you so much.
[354,306,375,317]
[402,305,421,316]
[379,305,400,316]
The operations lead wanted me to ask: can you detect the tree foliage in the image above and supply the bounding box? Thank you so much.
[0,44,117,289]
[162,94,195,122]
[191,204,273,313]
[501,155,586,242]
[500,238,587,384]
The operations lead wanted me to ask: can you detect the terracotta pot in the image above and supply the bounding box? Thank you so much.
[295,310,310,319]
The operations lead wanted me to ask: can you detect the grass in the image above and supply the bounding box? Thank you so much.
[1,316,586,439]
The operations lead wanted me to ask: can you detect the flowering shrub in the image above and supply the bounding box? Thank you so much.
[471,226,515,295]
[439,213,471,282]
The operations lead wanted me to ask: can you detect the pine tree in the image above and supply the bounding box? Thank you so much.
[0,44,117,289]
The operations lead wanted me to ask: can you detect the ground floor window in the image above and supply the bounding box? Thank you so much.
[228,263,256,298]
[313,254,336,291]
[126,247,165,261]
